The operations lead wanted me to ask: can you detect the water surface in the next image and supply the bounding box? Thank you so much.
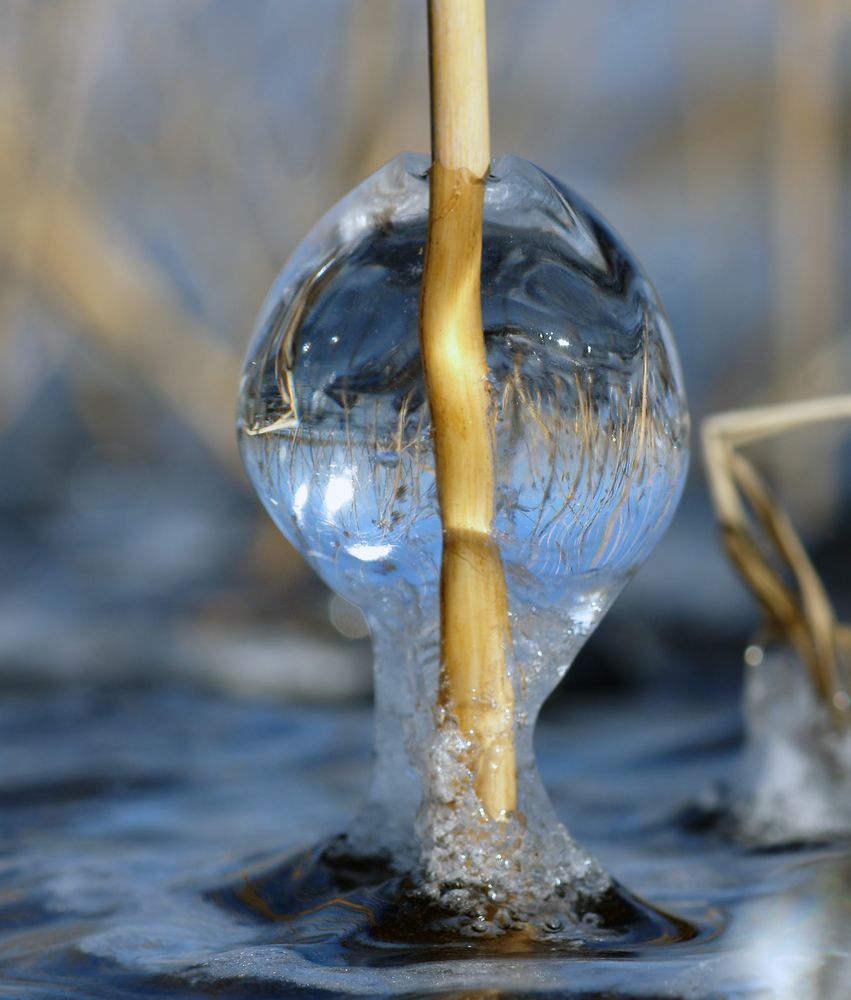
[0,678,847,998]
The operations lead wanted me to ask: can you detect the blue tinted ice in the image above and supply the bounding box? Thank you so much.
[237,153,689,924]
[239,153,687,606]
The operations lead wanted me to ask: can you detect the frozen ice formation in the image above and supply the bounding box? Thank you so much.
[735,645,851,845]
[237,153,688,927]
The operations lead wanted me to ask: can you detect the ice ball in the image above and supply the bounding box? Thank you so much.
[238,153,688,621]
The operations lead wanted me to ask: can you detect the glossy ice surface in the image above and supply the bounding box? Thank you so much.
[239,153,688,610]
[237,154,689,923]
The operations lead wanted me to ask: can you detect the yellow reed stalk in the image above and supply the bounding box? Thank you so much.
[420,0,516,819]
[702,395,851,723]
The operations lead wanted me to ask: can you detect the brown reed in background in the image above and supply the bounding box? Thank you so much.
[0,0,848,693]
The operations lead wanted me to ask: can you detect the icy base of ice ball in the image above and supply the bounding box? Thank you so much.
[236,153,689,928]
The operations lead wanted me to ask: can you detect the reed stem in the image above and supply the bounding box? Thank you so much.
[703,395,851,723]
[420,0,516,819]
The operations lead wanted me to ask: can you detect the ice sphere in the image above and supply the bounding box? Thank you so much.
[237,153,688,928]
[240,153,687,605]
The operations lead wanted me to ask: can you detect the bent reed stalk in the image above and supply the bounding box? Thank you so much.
[420,0,516,819]
[702,394,851,724]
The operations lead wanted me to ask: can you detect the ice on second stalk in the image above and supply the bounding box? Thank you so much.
[238,153,688,930]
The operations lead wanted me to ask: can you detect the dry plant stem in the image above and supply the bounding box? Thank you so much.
[0,111,240,469]
[421,0,516,819]
[702,395,851,723]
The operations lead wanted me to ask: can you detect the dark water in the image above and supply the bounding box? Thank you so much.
[0,677,848,999]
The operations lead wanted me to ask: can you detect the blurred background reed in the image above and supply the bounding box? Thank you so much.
[1,0,849,700]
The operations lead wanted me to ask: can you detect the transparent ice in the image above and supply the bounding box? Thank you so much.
[735,645,851,845]
[238,153,688,931]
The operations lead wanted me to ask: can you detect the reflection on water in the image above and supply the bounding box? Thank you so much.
[0,679,847,998]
